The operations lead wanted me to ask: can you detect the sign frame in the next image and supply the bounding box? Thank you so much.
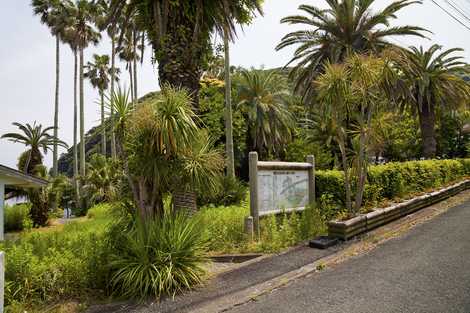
[249,152,315,237]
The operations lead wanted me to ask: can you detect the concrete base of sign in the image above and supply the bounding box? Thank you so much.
[309,236,339,249]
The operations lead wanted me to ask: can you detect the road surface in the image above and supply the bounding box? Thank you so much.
[228,199,470,313]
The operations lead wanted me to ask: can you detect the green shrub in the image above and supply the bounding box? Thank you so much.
[197,204,249,253]
[259,206,326,252]
[197,176,247,207]
[108,213,207,299]
[316,159,469,217]
[5,203,32,232]
[4,203,113,308]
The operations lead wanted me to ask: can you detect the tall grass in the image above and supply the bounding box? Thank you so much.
[5,203,32,232]
[3,203,113,308]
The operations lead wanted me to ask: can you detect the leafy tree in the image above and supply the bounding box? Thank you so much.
[85,54,119,155]
[2,122,67,174]
[2,123,68,226]
[236,69,294,159]
[121,86,223,219]
[314,54,395,213]
[107,0,263,107]
[393,44,470,158]
[82,154,122,206]
[276,0,426,102]
[32,0,69,177]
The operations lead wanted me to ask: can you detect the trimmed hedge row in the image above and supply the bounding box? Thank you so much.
[316,159,470,209]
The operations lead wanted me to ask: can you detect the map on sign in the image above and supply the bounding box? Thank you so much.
[258,170,309,215]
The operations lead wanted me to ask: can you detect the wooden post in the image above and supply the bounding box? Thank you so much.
[0,182,4,313]
[307,155,316,206]
[0,251,3,313]
[244,216,254,241]
[0,182,4,242]
[249,152,260,238]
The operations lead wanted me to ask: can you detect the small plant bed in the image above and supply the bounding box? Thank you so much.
[328,179,470,240]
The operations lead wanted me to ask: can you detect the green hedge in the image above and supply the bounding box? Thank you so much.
[316,159,470,210]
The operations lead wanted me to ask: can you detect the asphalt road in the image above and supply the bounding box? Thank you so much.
[228,199,470,313]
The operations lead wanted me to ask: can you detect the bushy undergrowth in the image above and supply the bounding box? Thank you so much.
[197,203,327,253]
[198,176,247,207]
[3,203,113,309]
[5,203,32,232]
[316,158,470,215]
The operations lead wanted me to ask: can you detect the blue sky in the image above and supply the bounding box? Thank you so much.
[1,0,470,168]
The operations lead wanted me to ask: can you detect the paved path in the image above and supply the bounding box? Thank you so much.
[86,241,343,313]
[228,199,470,313]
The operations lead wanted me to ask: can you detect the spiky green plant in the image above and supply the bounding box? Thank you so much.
[109,212,207,299]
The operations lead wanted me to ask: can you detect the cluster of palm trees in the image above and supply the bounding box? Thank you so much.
[31,0,145,201]
[277,0,470,158]
[4,0,468,217]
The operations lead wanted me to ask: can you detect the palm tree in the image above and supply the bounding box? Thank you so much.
[236,69,295,159]
[223,25,235,178]
[85,54,118,155]
[393,45,470,158]
[66,0,101,177]
[32,0,69,177]
[116,27,142,106]
[107,0,263,107]
[1,122,68,174]
[276,0,427,102]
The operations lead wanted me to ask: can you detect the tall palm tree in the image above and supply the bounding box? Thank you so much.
[393,45,470,158]
[85,54,118,155]
[223,25,235,178]
[276,0,427,102]
[95,0,123,159]
[107,0,263,107]
[66,0,101,177]
[32,0,69,177]
[1,122,68,174]
[117,27,142,106]
[236,69,295,159]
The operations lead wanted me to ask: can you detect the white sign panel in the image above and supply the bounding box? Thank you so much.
[258,170,309,215]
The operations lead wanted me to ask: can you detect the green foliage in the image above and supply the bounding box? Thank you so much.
[316,159,470,216]
[197,204,250,253]
[197,204,326,254]
[259,206,326,252]
[197,176,247,207]
[3,203,113,308]
[108,213,207,299]
[82,154,122,209]
[5,204,32,233]
[276,0,425,101]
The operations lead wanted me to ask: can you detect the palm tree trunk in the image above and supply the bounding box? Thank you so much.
[110,32,117,159]
[224,25,235,178]
[129,63,135,104]
[339,138,352,212]
[52,36,60,177]
[133,29,138,103]
[100,90,106,155]
[73,50,80,202]
[79,47,86,177]
[419,102,437,158]
[354,106,373,212]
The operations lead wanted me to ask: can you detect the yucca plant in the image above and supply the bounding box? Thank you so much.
[109,212,207,300]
